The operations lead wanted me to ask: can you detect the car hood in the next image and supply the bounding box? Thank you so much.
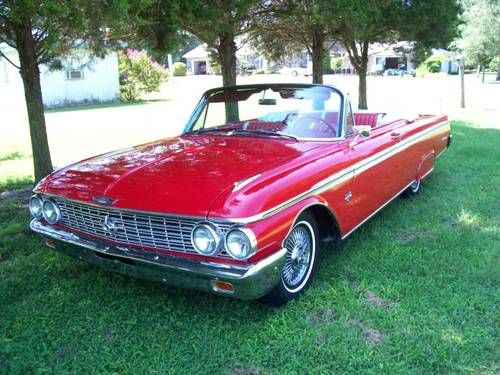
[36,135,320,217]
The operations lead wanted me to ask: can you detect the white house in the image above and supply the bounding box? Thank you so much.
[182,45,212,75]
[182,43,268,74]
[0,43,120,108]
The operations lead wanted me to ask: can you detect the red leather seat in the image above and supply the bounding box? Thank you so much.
[354,113,380,128]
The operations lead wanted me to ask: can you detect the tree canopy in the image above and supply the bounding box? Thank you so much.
[331,0,461,109]
[250,0,337,84]
[0,0,130,181]
[455,0,499,79]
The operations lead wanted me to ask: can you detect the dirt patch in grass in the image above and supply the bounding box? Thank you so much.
[232,366,261,375]
[442,217,459,228]
[306,308,336,326]
[0,185,33,203]
[315,334,327,347]
[398,229,427,244]
[365,291,395,309]
[0,252,12,263]
[348,319,384,346]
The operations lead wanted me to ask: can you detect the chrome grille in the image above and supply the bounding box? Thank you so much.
[54,198,233,257]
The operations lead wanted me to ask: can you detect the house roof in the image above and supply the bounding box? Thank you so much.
[183,45,210,59]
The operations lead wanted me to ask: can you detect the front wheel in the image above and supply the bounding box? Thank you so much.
[261,212,319,306]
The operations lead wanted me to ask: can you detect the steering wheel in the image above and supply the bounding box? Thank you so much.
[290,116,338,137]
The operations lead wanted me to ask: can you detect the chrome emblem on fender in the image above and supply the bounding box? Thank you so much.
[102,215,124,233]
[92,196,116,205]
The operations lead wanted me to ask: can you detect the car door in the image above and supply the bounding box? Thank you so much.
[342,102,410,236]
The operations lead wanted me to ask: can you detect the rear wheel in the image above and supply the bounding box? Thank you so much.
[261,212,319,306]
[403,179,420,197]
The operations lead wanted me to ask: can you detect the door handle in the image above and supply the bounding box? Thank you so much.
[390,131,402,141]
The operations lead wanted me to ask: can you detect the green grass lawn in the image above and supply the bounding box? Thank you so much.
[0,120,498,374]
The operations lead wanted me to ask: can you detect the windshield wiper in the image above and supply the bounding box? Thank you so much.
[229,129,298,142]
[185,126,238,135]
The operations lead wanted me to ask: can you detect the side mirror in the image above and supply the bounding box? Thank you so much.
[353,125,371,137]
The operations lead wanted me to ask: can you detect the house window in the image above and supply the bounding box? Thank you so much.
[66,69,84,80]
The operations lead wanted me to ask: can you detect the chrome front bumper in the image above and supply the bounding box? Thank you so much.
[30,219,286,300]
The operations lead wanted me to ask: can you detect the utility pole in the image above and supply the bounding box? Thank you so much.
[459,57,465,108]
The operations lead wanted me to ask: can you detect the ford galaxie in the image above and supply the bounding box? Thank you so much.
[29,84,451,305]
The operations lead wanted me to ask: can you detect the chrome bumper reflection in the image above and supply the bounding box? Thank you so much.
[30,219,285,300]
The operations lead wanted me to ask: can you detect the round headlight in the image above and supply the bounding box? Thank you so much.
[191,223,221,256]
[225,228,257,260]
[29,195,43,218]
[42,199,61,224]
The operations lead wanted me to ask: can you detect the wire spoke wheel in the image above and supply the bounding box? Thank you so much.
[261,212,319,305]
[282,223,313,291]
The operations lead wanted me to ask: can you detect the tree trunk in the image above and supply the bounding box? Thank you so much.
[496,69,500,81]
[218,33,239,122]
[481,67,485,83]
[358,68,368,110]
[357,41,369,110]
[311,28,325,84]
[16,25,53,183]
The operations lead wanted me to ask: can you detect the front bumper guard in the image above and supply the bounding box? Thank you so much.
[30,219,286,300]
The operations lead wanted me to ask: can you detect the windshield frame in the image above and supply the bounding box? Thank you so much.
[182,84,346,141]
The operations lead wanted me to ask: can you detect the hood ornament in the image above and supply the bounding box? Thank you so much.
[92,196,116,205]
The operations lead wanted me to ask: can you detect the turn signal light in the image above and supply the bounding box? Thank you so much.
[211,280,234,294]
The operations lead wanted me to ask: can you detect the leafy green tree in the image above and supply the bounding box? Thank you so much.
[179,0,258,87]
[124,0,185,63]
[455,0,500,81]
[0,0,129,182]
[250,0,336,84]
[332,0,461,109]
[177,0,260,121]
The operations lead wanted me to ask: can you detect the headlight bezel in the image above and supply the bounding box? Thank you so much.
[191,222,222,256]
[29,194,44,219]
[224,227,257,260]
[41,199,61,224]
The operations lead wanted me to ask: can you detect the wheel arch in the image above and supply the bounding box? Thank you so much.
[286,202,342,246]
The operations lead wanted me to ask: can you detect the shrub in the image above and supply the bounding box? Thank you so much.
[172,62,187,76]
[119,49,168,102]
[210,63,221,75]
[424,53,445,73]
[255,69,265,74]
[323,54,333,74]
[331,57,344,73]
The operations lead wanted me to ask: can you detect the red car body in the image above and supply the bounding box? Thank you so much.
[30,84,451,302]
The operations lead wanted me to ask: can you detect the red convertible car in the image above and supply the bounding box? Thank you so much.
[29,84,451,305]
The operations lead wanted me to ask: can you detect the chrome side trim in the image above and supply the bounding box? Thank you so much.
[233,174,262,192]
[218,120,449,223]
[341,180,415,239]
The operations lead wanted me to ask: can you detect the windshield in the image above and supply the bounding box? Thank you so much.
[185,85,344,140]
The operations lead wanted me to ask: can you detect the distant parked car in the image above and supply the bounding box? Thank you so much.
[280,65,312,77]
[384,68,416,77]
